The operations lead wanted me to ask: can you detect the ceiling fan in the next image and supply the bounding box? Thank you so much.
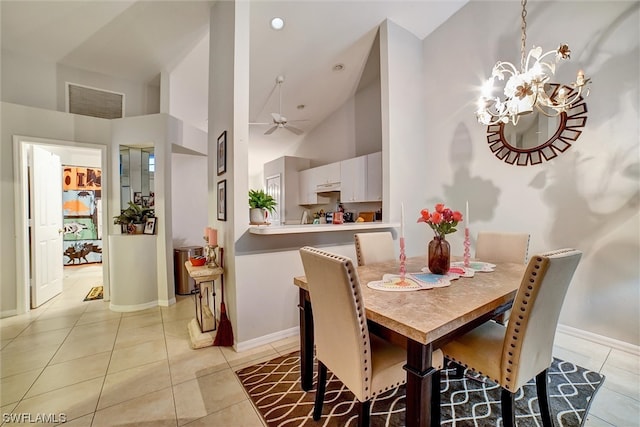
[250,75,306,136]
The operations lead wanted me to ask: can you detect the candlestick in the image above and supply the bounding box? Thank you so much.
[399,237,407,285]
[464,227,471,268]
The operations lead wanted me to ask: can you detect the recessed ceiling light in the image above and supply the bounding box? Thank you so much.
[333,63,345,72]
[270,17,285,30]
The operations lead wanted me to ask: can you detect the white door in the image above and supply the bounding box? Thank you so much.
[31,146,64,307]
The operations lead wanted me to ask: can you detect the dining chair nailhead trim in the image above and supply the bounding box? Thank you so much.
[501,253,550,390]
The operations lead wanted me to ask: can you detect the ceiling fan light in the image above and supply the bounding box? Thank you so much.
[270,17,285,30]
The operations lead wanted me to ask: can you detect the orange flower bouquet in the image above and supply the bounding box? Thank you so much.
[417,203,463,239]
[417,203,463,274]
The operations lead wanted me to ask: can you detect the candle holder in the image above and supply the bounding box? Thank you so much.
[204,245,219,268]
[398,237,407,285]
[464,227,471,267]
[203,236,219,268]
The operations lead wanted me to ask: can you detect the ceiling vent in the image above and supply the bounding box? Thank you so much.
[66,83,125,119]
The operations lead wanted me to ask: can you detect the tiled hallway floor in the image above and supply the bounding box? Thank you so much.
[1,265,638,426]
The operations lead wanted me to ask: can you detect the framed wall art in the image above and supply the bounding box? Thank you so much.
[143,217,157,235]
[217,130,227,175]
[217,180,227,221]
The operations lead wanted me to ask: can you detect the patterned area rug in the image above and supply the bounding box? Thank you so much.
[236,352,604,427]
[83,286,103,301]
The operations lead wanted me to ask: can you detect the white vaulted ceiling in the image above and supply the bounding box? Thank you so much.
[1,0,468,144]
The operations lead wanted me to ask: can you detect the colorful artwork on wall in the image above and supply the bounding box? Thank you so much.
[63,240,102,265]
[63,190,96,216]
[63,165,102,265]
[63,217,98,241]
[63,166,101,191]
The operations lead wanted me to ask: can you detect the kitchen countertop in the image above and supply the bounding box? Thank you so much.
[249,222,399,235]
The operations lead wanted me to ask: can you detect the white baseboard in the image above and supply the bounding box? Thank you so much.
[557,324,640,356]
[0,309,18,319]
[109,300,159,313]
[158,298,176,307]
[235,326,300,353]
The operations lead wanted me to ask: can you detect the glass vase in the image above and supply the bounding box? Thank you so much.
[428,236,450,275]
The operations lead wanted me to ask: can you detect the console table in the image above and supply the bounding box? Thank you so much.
[184,262,224,333]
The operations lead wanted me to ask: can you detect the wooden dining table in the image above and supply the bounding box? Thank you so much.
[293,255,525,427]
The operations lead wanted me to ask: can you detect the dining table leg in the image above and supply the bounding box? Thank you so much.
[298,288,314,391]
[403,339,439,427]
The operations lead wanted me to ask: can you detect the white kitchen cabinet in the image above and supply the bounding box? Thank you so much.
[298,167,329,205]
[298,168,312,205]
[314,162,340,185]
[340,156,367,202]
[366,151,382,201]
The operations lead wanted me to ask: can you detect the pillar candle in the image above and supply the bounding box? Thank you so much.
[208,228,218,246]
[204,226,210,239]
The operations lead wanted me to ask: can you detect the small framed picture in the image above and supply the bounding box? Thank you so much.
[143,217,157,235]
[142,196,150,208]
[217,131,227,176]
[133,192,142,205]
[217,180,227,221]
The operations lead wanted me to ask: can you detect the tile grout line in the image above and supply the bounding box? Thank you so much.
[89,312,123,426]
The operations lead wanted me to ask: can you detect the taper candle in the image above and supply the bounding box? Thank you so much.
[400,203,405,239]
[465,200,469,224]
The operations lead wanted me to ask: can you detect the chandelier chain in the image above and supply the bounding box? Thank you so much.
[520,0,527,72]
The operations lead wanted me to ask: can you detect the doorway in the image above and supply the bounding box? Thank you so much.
[14,135,109,314]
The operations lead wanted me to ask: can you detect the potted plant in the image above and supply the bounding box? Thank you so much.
[113,201,155,234]
[248,189,276,224]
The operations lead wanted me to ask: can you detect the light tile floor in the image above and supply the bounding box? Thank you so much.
[0,265,638,426]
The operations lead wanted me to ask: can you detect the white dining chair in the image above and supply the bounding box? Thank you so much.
[354,231,395,266]
[443,248,582,427]
[476,231,530,325]
[299,246,443,426]
[475,231,530,264]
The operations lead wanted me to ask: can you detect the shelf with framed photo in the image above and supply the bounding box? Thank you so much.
[143,217,157,235]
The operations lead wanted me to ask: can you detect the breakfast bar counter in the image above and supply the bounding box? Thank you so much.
[248,222,399,235]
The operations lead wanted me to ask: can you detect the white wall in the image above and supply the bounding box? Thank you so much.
[209,0,243,340]
[381,19,428,241]
[0,103,112,315]
[1,50,57,110]
[171,152,208,248]
[1,50,159,117]
[419,1,639,345]
[169,33,209,132]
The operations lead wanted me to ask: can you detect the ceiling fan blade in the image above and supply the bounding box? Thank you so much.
[249,122,271,125]
[264,125,278,135]
[285,125,304,135]
[271,112,282,122]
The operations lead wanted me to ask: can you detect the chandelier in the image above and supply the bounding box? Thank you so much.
[476,0,591,126]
